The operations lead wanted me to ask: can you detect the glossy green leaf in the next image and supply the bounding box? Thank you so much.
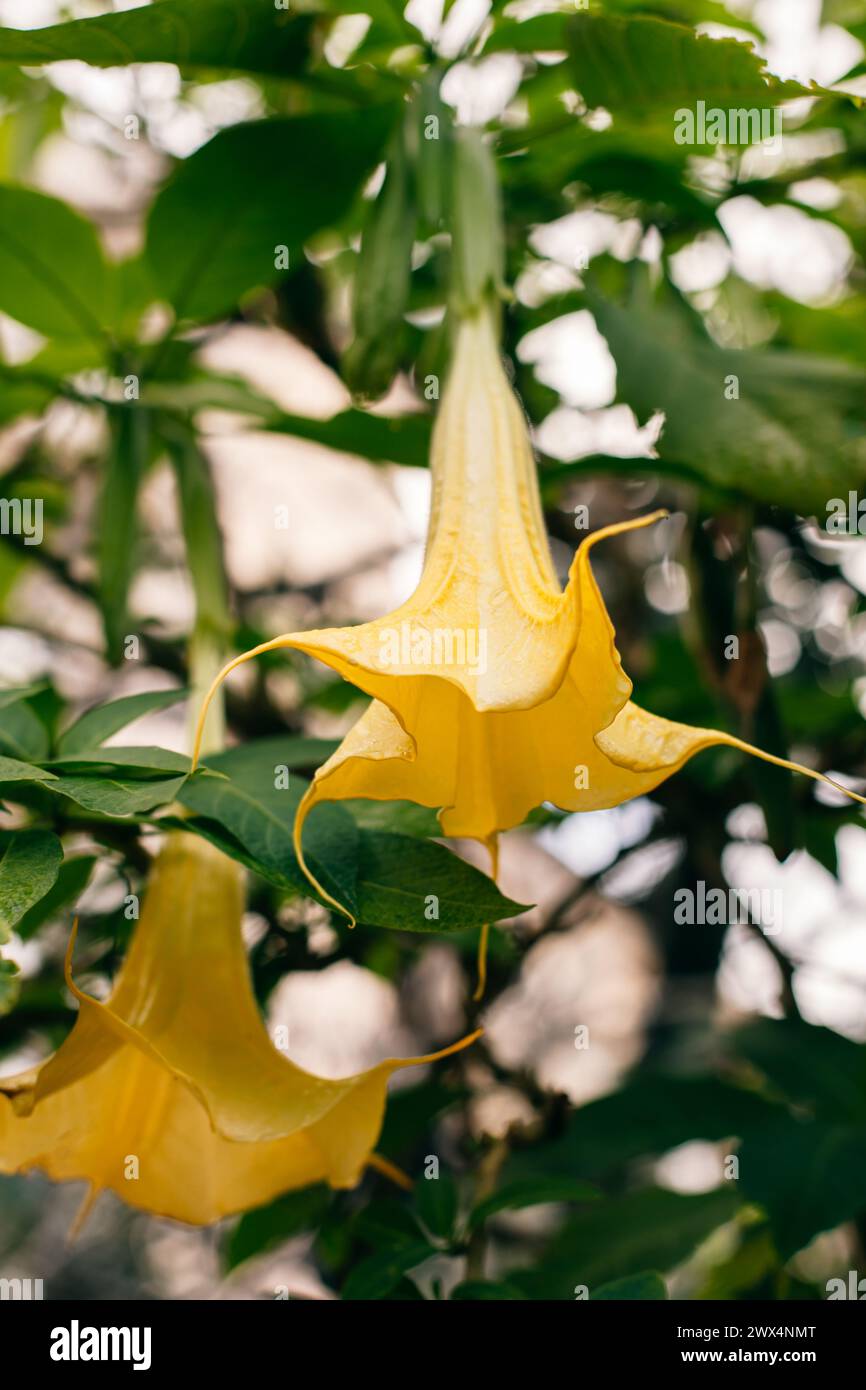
[179,750,360,917]
[46,747,190,777]
[342,1241,434,1300]
[469,1177,599,1231]
[15,853,96,940]
[0,955,20,1017]
[514,1187,741,1298]
[58,688,187,755]
[0,829,63,942]
[415,1171,458,1240]
[264,408,432,468]
[0,688,50,762]
[352,831,526,931]
[556,1075,782,1177]
[50,773,186,817]
[354,1198,426,1252]
[226,1184,331,1271]
[0,755,57,785]
[178,742,523,928]
[0,185,109,341]
[731,1019,866,1124]
[569,13,810,123]
[588,285,866,514]
[739,1119,866,1259]
[0,0,315,78]
[344,116,417,399]
[147,109,397,323]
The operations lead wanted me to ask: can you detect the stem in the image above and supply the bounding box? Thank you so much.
[464,1139,508,1282]
[188,626,226,760]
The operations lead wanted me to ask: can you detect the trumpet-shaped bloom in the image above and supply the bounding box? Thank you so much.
[194,307,865,921]
[0,832,477,1225]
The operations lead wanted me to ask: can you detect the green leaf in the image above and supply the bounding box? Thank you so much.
[178,742,523,929]
[415,1171,458,1240]
[142,373,276,419]
[731,1019,866,1124]
[0,754,57,785]
[15,853,96,940]
[0,0,315,78]
[354,1198,426,1251]
[0,687,50,761]
[555,1075,781,1177]
[343,799,441,837]
[588,283,865,514]
[264,408,432,468]
[696,1225,780,1301]
[739,1119,866,1259]
[0,371,53,425]
[603,0,761,24]
[569,14,809,124]
[352,831,526,931]
[0,829,63,942]
[378,1080,467,1158]
[484,12,570,55]
[50,774,186,817]
[46,747,191,777]
[197,735,338,773]
[0,955,20,1017]
[178,749,360,916]
[344,115,417,399]
[514,1187,741,1298]
[591,1271,668,1300]
[412,69,449,228]
[486,1,757,54]
[0,684,46,712]
[469,1177,599,1231]
[147,109,397,323]
[341,1241,434,1300]
[58,688,187,755]
[226,1184,331,1271]
[0,185,109,341]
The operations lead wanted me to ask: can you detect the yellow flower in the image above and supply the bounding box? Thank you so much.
[0,832,478,1225]
[194,306,865,928]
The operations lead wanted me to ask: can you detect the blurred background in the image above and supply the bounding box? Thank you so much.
[2,0,866,1301]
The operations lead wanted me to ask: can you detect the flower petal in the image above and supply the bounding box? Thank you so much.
[0,834,479,1223]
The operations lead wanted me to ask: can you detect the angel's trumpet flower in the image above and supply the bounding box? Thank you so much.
[0,832,478,1225]
[194,305,865,932]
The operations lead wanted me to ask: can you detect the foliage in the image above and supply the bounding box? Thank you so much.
[0,0,865,1301]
